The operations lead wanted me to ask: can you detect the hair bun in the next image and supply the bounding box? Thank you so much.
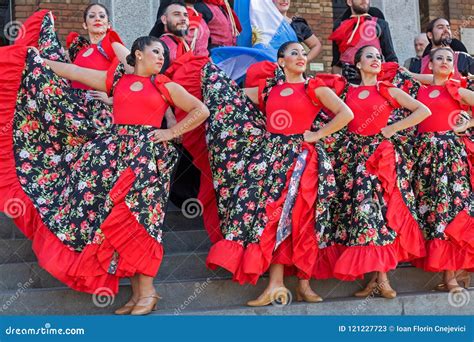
[126,54,136,67]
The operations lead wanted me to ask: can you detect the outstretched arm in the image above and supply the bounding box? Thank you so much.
[43,58,107,92]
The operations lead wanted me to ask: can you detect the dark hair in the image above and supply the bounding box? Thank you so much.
[162,0,186,16]
[429,47,454,61]
[83,3,110,23]
[126,36,163,67]
[277,41,301,59]
[354,45,381,66]
[426,17,450,35]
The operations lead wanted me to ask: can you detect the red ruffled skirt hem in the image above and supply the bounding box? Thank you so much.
[0,45,163,295]
[332,140,426,279]
[367,140,426,261]
[412,210,474,272]
[206,143,319,284]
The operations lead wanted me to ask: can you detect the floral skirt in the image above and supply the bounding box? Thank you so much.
[201,63,337,285]
[0,29,178,294]
[412,132,474,272]
[323,133,426,280]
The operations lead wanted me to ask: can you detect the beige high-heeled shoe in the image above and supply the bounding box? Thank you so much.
[354,280,397,299]
[130,294,162,316]
[247,287,290,307]
[376,280,397,299]
[114,298,137,315]
[354,281,378,297]
[435,271,471,292]
[295,286,323,303]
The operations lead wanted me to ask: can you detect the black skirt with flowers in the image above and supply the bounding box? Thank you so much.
[0,10,178,295]
[202,63,338,285]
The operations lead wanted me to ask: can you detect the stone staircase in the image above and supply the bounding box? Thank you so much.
[0,212,473,315]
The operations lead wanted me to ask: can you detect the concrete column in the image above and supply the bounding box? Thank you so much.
[371,0,421,65]
[96,0,160,49]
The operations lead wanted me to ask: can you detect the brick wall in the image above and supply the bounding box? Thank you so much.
[14,0,92,42]
[11,0,474,64]
[288,0,334,72]
[448,0,474,42]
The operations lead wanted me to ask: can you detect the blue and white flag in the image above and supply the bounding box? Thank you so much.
[211,0,297,81]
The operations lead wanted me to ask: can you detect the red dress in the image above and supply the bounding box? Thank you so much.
[0,9,180,295]
[328,82,426,280]
[206,76,339,284]
[412,80,474,272]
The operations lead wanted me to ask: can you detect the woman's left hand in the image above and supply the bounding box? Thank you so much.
[148,129,174,143]
[381,125,397,139]
[166,114,183,144]
[304,130,321,143]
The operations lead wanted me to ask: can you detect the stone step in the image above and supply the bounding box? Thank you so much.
[0,210,206,240]
[0,251,228,291]
[0,268,460,315]
[0,229,211,264]
[156,290,474,316]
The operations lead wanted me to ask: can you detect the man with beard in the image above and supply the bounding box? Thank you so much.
[150,1,210,64]
[411,18,473,79]
[330,0,398,83]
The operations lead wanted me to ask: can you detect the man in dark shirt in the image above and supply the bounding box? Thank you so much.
[411,18,473,78]
[404,33,429,72]
[330,0,398,83]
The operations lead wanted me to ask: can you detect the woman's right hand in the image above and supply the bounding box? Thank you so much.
[147,129,174,143]
[88,91,113,106]
[304,130,321,143]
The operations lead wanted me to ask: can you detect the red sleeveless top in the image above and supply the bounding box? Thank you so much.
[416,80,468,133]
[106,62,174,128]
[346,82,401,136]
[72,45,111,90]
[67,30,123,90]
[262,78,326,135]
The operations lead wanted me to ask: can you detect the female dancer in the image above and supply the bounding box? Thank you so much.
[411,47,474,292]
[67,3,132,90]
[205,41,354,306]
[329,45,431,298]
[0,32,208,315]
